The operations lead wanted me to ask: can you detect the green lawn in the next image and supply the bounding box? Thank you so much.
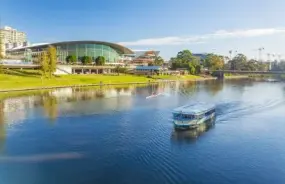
[151,75,202,80]
[0,69,203,91]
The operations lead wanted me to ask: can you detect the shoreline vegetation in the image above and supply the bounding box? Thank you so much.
[0,69,217,93]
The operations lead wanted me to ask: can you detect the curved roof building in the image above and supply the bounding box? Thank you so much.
[6,40,134,64]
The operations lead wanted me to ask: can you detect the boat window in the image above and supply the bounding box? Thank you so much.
[183,114,194,119]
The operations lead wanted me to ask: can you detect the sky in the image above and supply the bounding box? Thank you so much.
[1,0,285,60]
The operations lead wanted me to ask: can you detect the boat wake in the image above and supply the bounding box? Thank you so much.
[215,99,285,123]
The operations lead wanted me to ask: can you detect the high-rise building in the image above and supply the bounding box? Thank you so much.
[0,26,27,57]
[0,26,27,44]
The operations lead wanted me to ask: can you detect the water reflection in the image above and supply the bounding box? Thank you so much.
[41,92,58,123]
[171,119,216,144]
[0,101,5,152]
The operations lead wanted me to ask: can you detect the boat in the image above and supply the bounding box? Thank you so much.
[172,103,216,129]
[265,78,280,82]
[146,92,163,99]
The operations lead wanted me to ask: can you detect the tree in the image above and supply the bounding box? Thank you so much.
[0,37,4,74]
[229,54,247,70]
[245,59,258,71]
[114,66,127,75]
[170,50,202,74]
[81,56,92,65]
[188,57,200,74]
[153,56,164,66]
[47,46,57,78]
[38,51,49,77]
[148,62,154,66]
[66,55,77,64]
[95,56,105,66]
[205,54,225,70]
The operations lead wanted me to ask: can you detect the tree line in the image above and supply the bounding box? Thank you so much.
[65,55,106,66]
[168,50,280,74]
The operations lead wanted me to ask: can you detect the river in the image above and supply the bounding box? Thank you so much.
[0,79,285,184]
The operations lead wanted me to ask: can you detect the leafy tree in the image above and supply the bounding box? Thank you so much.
[81,56,92,65]
[47,46,57,78]
[188,57,200,74]
[205,54,224,70]
[245,59,258,71]
[66,55,77,64]
[95,56,106,66]
[177,50,193,61]
[153,56,164,66]
[171,50,201,72]
[38,51,49,77]
[0,37,4,74]
[229,54,247,70]
[148,62,154,66]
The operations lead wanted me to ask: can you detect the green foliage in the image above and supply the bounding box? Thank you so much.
[148,62,154,66]
[47,46,57,78]
[38,52,49,77]
[228,54,247,70]
[81,56,92,65]
[38,46,57,78]
[115,66,127,74]
[66,55,77,64]
[170,50,201,75]
[205,54,224,70]
[153,56,164,66]
[95,56,106,66]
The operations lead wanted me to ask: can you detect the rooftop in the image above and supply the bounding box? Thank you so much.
[173,103,215,115]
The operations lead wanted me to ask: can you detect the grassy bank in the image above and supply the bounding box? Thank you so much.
[0,69,204,91]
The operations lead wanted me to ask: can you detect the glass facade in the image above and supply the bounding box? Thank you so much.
[56,43,121,63]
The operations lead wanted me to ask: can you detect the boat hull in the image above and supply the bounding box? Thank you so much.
[173,113,215,130]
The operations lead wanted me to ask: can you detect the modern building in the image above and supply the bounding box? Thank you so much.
[193,53,208,60]
[6,40,134,64]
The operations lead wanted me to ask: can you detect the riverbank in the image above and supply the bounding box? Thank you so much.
[0,69,211,92]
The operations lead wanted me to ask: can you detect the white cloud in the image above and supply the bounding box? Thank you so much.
[118,28,285,46]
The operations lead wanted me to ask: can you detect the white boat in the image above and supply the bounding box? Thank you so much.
[172,103,216,129]
[146,93,163,99]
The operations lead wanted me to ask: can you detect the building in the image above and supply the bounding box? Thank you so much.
[0,26,27,48]
[6,40,134,64]
[193,53,208,61]
[123,50,160,65]
[0,26,27,57]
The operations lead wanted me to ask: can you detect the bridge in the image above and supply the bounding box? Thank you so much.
[211,70,285,79]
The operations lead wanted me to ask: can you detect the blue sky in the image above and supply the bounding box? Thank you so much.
[1,0,285,60]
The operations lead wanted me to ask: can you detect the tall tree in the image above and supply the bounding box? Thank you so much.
[229,54,247,70]
[205,54,225,70]
[47,46,57,78]
[95,56,106,66]
[171,50,200,70]
[153,56,164,66]
[66,55,77,64]
[38,51,49,77]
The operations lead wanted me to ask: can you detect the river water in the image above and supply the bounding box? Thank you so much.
[0,80,285,184]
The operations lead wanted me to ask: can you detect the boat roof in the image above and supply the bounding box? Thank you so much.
[173,103,215,115]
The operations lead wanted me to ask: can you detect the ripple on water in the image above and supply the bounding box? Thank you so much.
[215,99,285,123]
